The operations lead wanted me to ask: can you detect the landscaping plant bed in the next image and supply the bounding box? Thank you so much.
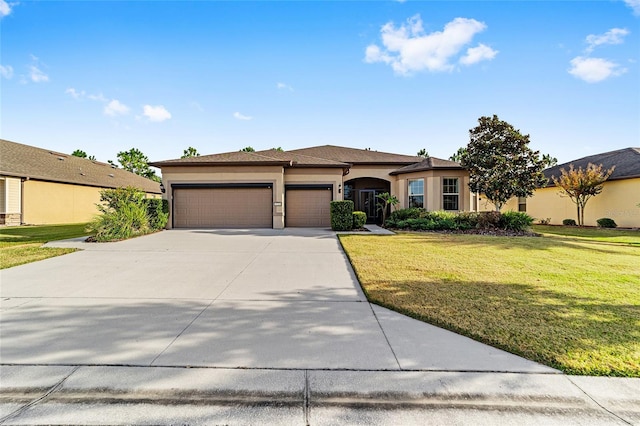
[389,228,540,237]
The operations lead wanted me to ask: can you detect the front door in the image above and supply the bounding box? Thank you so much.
[359,190,377,223]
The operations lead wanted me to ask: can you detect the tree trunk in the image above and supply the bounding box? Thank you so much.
[577,203,581,226]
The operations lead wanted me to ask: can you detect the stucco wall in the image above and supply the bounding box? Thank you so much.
[23,180,102,224]
[394,169,474,212]
[161,165,286,229]
[526,178,640,228]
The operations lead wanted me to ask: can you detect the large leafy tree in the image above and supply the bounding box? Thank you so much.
[552,163,615,226]
[116,148,160,182]
[461,115,549,211]
[181,147,200,158]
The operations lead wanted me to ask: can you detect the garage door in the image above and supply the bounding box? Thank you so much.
[285,185,332,227]
[173,185,272,228]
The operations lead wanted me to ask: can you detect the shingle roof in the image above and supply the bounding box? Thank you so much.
[544,147,640,183]
[0,139,162,193]
[151,148,350,168]
[390,157,463,175]
[287,145,422,165]
[150,150,292,167]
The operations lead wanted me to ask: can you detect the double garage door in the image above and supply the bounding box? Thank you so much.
[172,184,332,228]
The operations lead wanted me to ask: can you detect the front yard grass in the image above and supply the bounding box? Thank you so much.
[339,229,640,376]
[0,223,90,269]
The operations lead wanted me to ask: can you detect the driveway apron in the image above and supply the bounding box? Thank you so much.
[0,229,554,373]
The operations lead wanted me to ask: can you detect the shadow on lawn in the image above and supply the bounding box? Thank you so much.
[363,278,640,376]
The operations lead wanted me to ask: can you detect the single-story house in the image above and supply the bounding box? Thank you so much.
[498,147,640,228]
[151,145,475,229]
[0,139,162,225]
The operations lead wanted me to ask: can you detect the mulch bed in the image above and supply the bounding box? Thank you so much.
[388,228,541,237]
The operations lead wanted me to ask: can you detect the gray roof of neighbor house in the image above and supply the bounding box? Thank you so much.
[150,149,348,168]
[390,157,463,175]
[0,139,162,193]
[287,145,422,165]
[544,147,640,184]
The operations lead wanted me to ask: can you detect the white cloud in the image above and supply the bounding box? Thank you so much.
[29,65,48,83]
[624,0,640,15]
[277,82,294,91]
[143,104,171,122]
[364,15,496,75]
[0,64,13,79]
[568,56,626,83]
[586,28,629,53]
[460,43,498,65]
[88,93,107,102]
[65,87,85,99]
[0,0,12,17]
[233,112,253,121]
[104,99,130,116]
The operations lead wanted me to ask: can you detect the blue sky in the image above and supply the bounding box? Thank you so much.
[1,1,638,166]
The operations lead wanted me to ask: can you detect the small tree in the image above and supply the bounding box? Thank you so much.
[461,115,548,211]
[240,146,255,152]
[181,147,200,158]
[117,148,160,182]
[72,149,96,160]
[449,147,467,163]
[376,192,399,225]
[552,163,615,226]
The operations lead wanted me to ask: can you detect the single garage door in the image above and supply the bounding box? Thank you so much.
[173,185,272,228]
[285,185,332,227]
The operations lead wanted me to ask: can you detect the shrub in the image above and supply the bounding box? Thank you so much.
[597,218,617,228]
[562,218,577,226]
[144,198,169,230]
[538,217,551,225]
[388,207,425,222]
[477,211,502,228]
[500,211,534,231]
[455,211,479,230]
[87,187,150,241]
[330,200,354,231]
[352,211,367,229]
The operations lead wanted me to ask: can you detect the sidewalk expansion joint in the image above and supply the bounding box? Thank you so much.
[566,376,634,425]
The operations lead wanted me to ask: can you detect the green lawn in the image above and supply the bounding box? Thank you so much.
[533,224,640,246]
[0,223,90,269]
[339,228,640,377]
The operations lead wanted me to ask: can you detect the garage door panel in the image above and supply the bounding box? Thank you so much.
[174,187,272,228]
[286,189,332,227]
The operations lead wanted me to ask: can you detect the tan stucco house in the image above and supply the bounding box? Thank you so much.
[151,145,475,229]
[496,147,640,228]
[0,139,162,225]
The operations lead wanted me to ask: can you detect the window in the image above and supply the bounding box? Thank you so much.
[408,179,424,208]
[442,178,459,211]
[518,197,527,212]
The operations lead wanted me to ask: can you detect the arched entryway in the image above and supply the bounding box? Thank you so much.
[344,177,391,224]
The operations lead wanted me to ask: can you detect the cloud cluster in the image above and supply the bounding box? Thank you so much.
[66,87,171,122]
[0,0,12,17]
[624,0,640,15]
[364,15,497,75]
[569,28,629,83]
[0,64,13,79]
[277,82,294,91]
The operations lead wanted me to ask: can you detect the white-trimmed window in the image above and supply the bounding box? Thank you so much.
[408,179,424,208]
[442,178,459,211]
[518,197,527,212]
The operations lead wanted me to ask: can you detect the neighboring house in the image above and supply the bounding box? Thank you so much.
[498,147,640,228]
[151,145,474,229]
[0,139,162,225]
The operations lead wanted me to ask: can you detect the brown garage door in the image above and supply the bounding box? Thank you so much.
[173,186,272,228]
[285,186,332,227]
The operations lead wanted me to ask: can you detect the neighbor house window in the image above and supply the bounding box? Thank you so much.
[442,178,459,211]
[518,197,527,212]
[408,179,424,208]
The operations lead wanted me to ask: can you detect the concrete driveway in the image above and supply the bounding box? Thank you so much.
[0,228,553,372]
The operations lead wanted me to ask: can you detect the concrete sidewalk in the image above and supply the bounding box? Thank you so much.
[1,365,638,425]
[1,229,638,424]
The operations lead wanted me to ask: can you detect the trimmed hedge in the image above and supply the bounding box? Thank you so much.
[597,218,617,228]
[563,218,577,226]
[330,200,354,231]
[353,211,367,229]
[385,208,534,232]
